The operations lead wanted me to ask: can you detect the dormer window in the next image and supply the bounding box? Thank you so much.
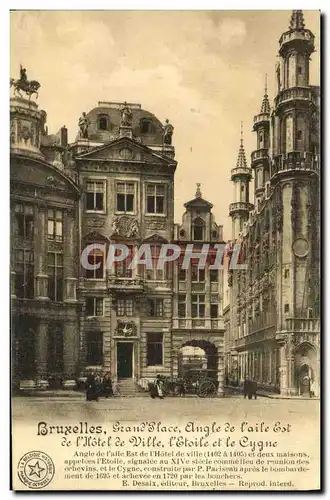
[193,217,204,241]
[140,119,153,134]
[98,114,109,131]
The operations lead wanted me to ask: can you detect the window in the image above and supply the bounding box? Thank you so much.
[284,269,290,279]
[86,298,104,317]
[298,66,302,75]
[284,304,290,313]
[115,246,133,278]
[147,333,163,366]
[211,304,218,318]
[47,322,64,373]
[297,130,302,140]
[140,119,153,134]
[86,181,105,212]
[260,133,263,144]
[86,331,103,365]
[14,249,34,298]
[48,252,63,301]
[178,294,186,317]
[179,268,186,281]
[47,209,63,241]
[85,247,104,279]
[117,298,134,317]
[147,298,163,317]
[193,218,204,241]
[145,246,165,280]
[241,185,245,192]
[116,182,134,212]
[191,294,205,318]
[210,270,218,282]
[14,203,34,239]
[98,115,108,130]
[191,265,205,282]
[146,184,165,214]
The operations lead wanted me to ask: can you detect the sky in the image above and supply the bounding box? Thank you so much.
[10,10,320,238]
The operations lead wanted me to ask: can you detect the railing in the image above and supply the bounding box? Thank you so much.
[107,276,144,291]
[234,324,276,348]
[279,30,315,48]
[253,113,269,125]
[251,148,269,163]
[275,87,316,108]
[271,152,319,177]
[285,317,320,333]
[229,202,254,214]
[78,278,107,291]
[231,167,252,178]
[173,318,225,330]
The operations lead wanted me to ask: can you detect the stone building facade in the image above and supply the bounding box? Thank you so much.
[224,10,320,396]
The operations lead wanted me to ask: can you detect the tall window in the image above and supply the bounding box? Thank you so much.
[86,331,103,365]
[48,252,63,301]
[145,245,165,280]
[147,333,163,366]
[86,298,104,317]
[117,298,134,317]
[14,249,34,298]
[140,119,153,134]
[191,294,205,318]
[146,184,165,214]
[193,218,204,241]
[178,294,186,317]
[147,298,163,317]
[191,265,205,282]
[116,182,134,212]
[47,209,63,241]
[210,269,218,282]
[210,295,219,318]
[85,247,104,279]
[115,246,133,278]
[98,115,109,130]
[14,203,34,239]
[86,181,105,212]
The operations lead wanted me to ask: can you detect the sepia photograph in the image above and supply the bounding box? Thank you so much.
[9,9,321,491]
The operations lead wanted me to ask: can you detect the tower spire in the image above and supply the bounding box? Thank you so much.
[236,122,248,169]
[289,10,305,30]
[195,183,202,198]
[260,74,271,114]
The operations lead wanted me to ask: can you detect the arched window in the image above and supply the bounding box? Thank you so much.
[193,217,205,241]
[98,115,109,131]
[140,119,153,134]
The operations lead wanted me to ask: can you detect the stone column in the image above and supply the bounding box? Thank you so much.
[205,262,211,329]
[64,211,77,302]
[36,320,48,376]
[35,206,49,300]
[279,342,288,395]
[63,321,78,376]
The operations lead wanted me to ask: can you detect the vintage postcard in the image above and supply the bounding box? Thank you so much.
[10,10,320,491]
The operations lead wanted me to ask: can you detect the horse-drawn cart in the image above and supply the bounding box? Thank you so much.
[159,369,218,398]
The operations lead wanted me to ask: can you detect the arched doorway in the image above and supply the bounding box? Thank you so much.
[295,343,317,396]
[179,339,218,379]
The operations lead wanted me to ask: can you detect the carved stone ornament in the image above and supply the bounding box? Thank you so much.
[146,217,166,231]
[86,218,105,228]
[112,215,139,238]
[292,238,309,258]
[115,321,137,337]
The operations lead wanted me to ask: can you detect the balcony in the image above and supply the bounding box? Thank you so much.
[253,113,269,128]
[275,87,316,109]
[231,167,252,180]
[174,318,225,330]
[251,148,269,165]
[271,152,319,178]
[229,202,254,216]
[107,276,144,292]
[279,30,315,55]
[78,278,107,292]
[285,317,320,333]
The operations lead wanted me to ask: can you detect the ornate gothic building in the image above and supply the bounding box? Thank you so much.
[224,10,320,396]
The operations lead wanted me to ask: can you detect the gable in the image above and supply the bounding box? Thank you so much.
[184,197,213,211]
[76,137,175,167]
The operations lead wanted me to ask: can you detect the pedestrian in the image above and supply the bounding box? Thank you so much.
[155,375,165,399]
[86,372,98,401]
[102,372,113,398]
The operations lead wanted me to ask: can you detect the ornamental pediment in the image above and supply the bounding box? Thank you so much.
[75,137,175,166]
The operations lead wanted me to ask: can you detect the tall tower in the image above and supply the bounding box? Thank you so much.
[229,123,253,240]
[251,75,271,200]
[271,10,319,327]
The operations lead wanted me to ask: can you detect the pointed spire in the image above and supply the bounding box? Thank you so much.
[289,10,305,30]
[260,74,270,114]
[236,122,248,169]
[195,183,202,198]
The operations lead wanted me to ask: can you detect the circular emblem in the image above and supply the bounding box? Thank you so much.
[119,147,134,160]
[292,238,309,258]
[17,451,54,489]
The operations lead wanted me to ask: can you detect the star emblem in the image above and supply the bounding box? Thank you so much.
[28,460,45,479]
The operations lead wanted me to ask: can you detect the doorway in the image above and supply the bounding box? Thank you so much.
[299,364,311,395]
[117,342,133,379]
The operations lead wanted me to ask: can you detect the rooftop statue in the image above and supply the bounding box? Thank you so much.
[163,119,174,145]
[10,65,41,99]
[78,112,89,139]
[121,102,133,127]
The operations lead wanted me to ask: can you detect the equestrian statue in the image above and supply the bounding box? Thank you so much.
[10,65,40,99]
